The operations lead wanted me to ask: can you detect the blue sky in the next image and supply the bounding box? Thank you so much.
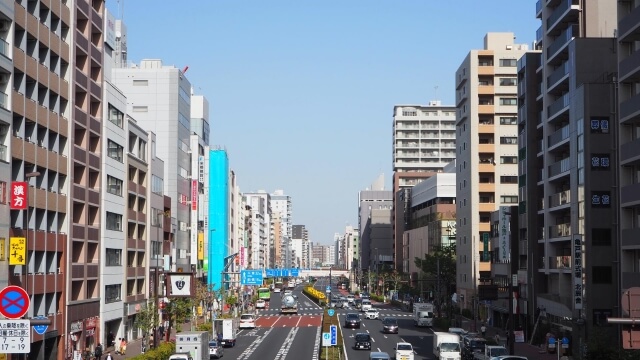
[108,1,539,245]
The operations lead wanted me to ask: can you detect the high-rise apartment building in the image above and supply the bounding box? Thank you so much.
[271,190,292,267]
[519,1,618,352]
[392,102,456,271]
[292,225,308,268]
[190,94,210,279]
[455,33,528,311]
[244,191,271,269]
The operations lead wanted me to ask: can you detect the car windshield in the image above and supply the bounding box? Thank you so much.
[384,318,397,325]
[241,315,254,320]
[362,300,371,305]
[347,314,359,319]
[420,311,434,318]
[367,309,376,313]
[355,334,370,341]
[491,348,508,356]
[441,343,461,352]
[397,344,412,351]
[469,340,486,349]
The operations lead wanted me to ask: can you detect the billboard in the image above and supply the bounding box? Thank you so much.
[499,206,511,262]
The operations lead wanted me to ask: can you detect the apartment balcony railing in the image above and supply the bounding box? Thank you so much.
[0,144,6,162]
[547,0,579,31]
[0,38,8,58]
[549,189,570,208]
[618,3,640,41]
[548,157,571,178]
[548,123,570,149]
[547,93,570,119]
[549,222,571,238]
[0,91,7,110]
[547,61,570,89]
[620,92,640,123]
[547,25,576,62]
[549,255,571,270]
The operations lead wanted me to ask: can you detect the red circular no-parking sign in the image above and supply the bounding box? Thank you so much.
[0,285,30,319]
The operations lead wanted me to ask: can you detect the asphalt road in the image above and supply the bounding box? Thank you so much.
[221,283,322,360]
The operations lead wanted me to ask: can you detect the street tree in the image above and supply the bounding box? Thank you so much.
[414,243,456,316]
[134,299,160,338]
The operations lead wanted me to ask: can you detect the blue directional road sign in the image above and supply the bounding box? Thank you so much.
[330,325,337,346]
[327,309,335,317]
[265,269,275,278]
[240,270,263,286]
[561,337,569,349]
[326,285,331,293]
[291,269,300,277]
[33,316,49,335]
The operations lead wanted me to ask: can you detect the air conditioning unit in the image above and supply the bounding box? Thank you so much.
[0,21,10,32]
[0,73,9,84]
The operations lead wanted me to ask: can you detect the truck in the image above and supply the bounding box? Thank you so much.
[281,293,298,314]
[174,331,209,360]
[412,303,435,327]
[433,332,461,360]
[472,345,508,360]
[213,318,238,347]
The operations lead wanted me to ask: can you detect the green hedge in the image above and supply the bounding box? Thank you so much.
[371,294,384,302]
[126,341,175,360]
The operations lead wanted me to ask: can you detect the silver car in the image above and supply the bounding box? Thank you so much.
[209,341,224,359]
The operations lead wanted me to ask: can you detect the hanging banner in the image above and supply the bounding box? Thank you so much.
[9,237,26,265]
[10,182,28,210]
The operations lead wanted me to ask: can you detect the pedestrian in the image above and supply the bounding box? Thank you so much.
[94,343,103,360]
[114,338,121,355]
[120,338,127,355]
[105,352,113,360]
[141,335,147,354]
[481,323,487,338]
[495,333,501,345]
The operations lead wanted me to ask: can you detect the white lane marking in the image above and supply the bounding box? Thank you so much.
[311,324,321,360]
[371,337,376,343]
[400,337,406,342]
[366,330,370,334]
[383,335,388,339]
[295,316,302,327]
[377,347,381,352]
[236,328,273,360]
[273,327,299,360]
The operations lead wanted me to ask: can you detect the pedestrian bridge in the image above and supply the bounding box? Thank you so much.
[299,269,350,278]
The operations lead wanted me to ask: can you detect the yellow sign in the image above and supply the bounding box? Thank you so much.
[0,238,5,261]
[197,306,203,316]
[197,233,204,260]
[9,237,26,265]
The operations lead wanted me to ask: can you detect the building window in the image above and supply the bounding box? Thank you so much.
[151,208,163,227]
[500,137,517,145]
[106,212,122,231]
[133,80,148,86]
[500,196,518,204]
[138,140,147,161]
[105,284,122,303]
[499,78,517,86]
[592,266,612,284]
[500,176,517,184]
[152,175,163,195]
[499,59,517,67]
[106,248,122,266]
[107,175,123,196]
[402,110,417,116]
[499,98,517,106]
[108,104,124,128]
[132,106,148,112]
[500,117,517,125]
[0,181,6,204]
[107,140,124,162]
[500,156,518,164]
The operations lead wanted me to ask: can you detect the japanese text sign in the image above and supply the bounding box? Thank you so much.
[9,238,26,265]
[10,182,27,210]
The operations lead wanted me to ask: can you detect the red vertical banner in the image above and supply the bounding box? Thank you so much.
[191,180,197,211]
[10,181,28,210]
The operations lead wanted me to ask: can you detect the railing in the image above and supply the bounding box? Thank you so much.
[547,61,570,88]
[548,93,570,119]
[548,123,570,148]
[549,223,571,238]
[550,255,571,270]
[547,25,575,60]
[547,0,576,30]
[0,38,8,58]
[548,157,571,177]
[0,144,6,162]
[0,91,7,110]
[549,189,570,207]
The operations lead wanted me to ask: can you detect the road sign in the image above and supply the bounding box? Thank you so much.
[32,316,49,335]
[327,309,335,317]
[548,337,556,349]
[0,319,30,353]
[240,270,263,286]
[265,269,275,278]
[561,337,569,349]
[322,332,331,347]
[326,285,331,293]
[0,286,30,319]
[330,325,337,346]
[291,269,300,277]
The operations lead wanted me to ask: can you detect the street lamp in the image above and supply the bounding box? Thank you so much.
[220,253,238,318]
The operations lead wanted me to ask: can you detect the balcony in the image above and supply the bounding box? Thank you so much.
[621,138,640,165]
[622,272,640,290]
[618,4,640,42]
[548,157,571,178]
[621,228,640,248]
[547,25,576,64]
[619,49,640,83]
[621,182,640,207]
[620,92,640,123]
[547,93,570,120]
[548,124,570,149]
[549,223,571,238]
[535,0,542,18]
[549,255,571,270]
[547,0,580,34]
[549,190,570,208]
[547,61,570,92]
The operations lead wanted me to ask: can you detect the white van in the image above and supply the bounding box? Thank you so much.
[239,313,256,329]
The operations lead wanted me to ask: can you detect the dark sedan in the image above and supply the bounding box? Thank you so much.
[344,313,361,329]
[381,317,399,334]
[354,333,372,350]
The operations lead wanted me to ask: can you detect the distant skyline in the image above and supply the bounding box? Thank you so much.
[108,0,538,245]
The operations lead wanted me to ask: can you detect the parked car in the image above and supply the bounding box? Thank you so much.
[208,340,224,359]
[354,333,372,350]
[255,299,266,309]
[344,313,361,329]
[382,317,399,334]
[364,309,379,320]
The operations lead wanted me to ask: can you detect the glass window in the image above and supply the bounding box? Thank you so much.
[500,156,518,164]
[138,140,147,161]
[106,248,122,266]
[151,175,164,195]
[499,78,517,86]
[107,175,123,196]
[499,98,517,106]
[108,104,124,128]
[105,284,121,303]
[151,208,163,227]
[499,59,517,67]
[107,140,124,162]
[500,117,517,125]
[500,137,517,145]
[106,212,122,231]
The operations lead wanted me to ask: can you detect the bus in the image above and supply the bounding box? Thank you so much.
[258,287,271,301]
[274,281,284,293]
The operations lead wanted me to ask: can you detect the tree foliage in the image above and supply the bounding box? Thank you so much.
[414,244,456,315]
[134,299,160,337]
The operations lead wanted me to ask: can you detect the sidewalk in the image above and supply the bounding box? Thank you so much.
[481,323,563,360]
[101,321,194,359]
